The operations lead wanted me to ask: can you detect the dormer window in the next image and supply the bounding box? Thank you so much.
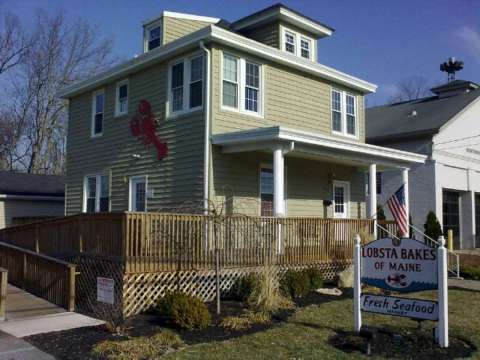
[144,22,162,52]
[281,26,315,61]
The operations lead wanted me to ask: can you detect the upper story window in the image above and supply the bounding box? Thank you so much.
[222,52,263,117]
[168,54,204,116]
[146,24,162,51]
[91,89,104,137]
[115,80,129,117]
[84,174,110,213]
[331,89,357,138]
[281,26,314,61]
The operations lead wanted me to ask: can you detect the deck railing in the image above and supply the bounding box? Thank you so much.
[0,213,374,273]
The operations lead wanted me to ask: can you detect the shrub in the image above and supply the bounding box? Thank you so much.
[92,331,183,360]
[220,311,270,331]
[280,269,311,298]
[304,267,324,290]
[248,265,294,313]
[377,206,386,221]
[424,211,442,243]
[461,265,480,280]
[230,273,260,302]
[156,292,211,330]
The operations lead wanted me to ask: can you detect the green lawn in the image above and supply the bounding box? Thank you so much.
[162,289,480,360]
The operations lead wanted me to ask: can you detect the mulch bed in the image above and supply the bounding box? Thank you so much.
[25,290,347,360]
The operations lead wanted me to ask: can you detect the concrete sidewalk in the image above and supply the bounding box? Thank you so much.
[449,278,480,291]
[0,331,54,360]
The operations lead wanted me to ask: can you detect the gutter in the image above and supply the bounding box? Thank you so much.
[199,41,211,214]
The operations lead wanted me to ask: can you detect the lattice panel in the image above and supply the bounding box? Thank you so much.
[123,260,351,317]
[64,255,124,322]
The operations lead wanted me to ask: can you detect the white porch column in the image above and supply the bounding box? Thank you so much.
[369,164,377,239]
[273,146,285,216]
[402,168,410,237]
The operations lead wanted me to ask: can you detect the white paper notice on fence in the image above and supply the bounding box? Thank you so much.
[97,277,114,304]
[361,293,438,321]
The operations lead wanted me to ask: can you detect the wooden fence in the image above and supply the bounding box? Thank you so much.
[0,242,75,311]
[377,220,399,238]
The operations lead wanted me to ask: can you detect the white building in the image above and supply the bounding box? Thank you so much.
[366,80,480,249]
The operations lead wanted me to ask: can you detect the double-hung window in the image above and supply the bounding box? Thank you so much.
[222,52,262,116]
[146,25,161,51]
[331,89,357,137]
[115,80,128,116]
[284,31,296,54]
[84,174,110,213]
[282,26,315,60]
[91,90,104,137]
[260,168,274,216]
[168,54,204,116]
[300,38,311,59]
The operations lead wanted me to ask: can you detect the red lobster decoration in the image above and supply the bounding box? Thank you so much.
[130,100,168,160]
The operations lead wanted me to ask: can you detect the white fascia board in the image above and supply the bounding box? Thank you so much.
[142,11,219,26]
[210,26,376,93]
[0,194,65,201]
[212,126,426,165]
[59,24,376,98]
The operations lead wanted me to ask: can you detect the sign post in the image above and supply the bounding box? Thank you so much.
[353,234,449,348]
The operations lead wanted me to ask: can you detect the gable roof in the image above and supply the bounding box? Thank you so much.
[366,89,480,143]
[0,172,65,197]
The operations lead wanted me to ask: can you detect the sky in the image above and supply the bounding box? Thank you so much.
[1,0,480,105]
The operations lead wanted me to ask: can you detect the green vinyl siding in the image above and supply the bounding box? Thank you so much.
[65,56,205,215]
[163,17,213,44]
[210,45,366,141]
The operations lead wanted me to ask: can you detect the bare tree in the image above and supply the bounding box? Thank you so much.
[2,11,114,174]
[0,13,29,76]
[388,76,432,104]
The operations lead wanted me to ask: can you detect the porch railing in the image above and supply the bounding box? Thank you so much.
[0,213,374,273]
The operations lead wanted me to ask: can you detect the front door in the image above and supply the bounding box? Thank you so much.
[443,190,460,249]
[129,176,147,212]
[333,181,350,218]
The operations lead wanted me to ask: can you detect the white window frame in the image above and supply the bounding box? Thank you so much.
[331,88,358,139]
[332,180,350,219]
[115,79,129,117]
[144,21,162,52]
[280,25,315,61]
[220,51,264,118]
[129,175,148,212]
[167,53,204,118]
[258,163,287,216]
[83,174,110,213]
[91,89,105,138]
[300,37,312,60]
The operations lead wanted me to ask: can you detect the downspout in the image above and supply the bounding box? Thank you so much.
[200,41,211,215]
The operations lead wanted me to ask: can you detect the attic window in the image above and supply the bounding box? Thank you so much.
[145,23,162,51]
[281,26,314,61]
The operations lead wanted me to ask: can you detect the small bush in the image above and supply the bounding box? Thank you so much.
[424,211,443,243]
[280,269,311,298]
[230,273,260,302]
[156,292,211,330]
[92,331,183,360]
[221,311,271,331]
[461,265,480,280]
[304,267,324,290]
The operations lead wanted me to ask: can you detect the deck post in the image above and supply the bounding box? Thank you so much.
[0,268,7,321]
[402,168,410,237]
[369,163,377,239]
[67,265,76,312]
[273,146,285,254]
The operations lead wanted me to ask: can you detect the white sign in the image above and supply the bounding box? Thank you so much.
[361,294,438,321]
[97,277,115,305]
[361,238,437,293]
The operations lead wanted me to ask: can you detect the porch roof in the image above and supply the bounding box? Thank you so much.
[211,126,426,169]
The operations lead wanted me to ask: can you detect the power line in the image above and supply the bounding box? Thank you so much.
[435,141,480,151]
[434,134,480,147]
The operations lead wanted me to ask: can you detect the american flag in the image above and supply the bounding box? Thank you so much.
[387,184,408,237]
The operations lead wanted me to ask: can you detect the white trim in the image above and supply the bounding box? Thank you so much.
[129,175,148,212]
[330,87,358,139]
[58,25,376,99]
[82,174,110,213]
[143,11,220,26]
[114,79,129,117]
[143,20,162,53]
[231,6,333,38]
[280,24,316,61]
[333,180,350,218]
[167,52,204,118]
[91,89,105,138]
[211,126,426,166]
[220,50,264,118]
[0,194,64,201]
